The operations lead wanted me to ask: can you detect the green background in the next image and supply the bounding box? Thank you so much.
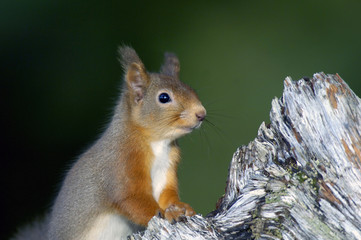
[2,1,361,238]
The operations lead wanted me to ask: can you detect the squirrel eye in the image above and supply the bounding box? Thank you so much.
[158,92,171,104]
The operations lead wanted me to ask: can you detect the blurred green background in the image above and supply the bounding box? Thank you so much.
[2,0,361,238]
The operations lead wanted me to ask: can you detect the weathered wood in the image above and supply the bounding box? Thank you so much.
[131,73,361,240]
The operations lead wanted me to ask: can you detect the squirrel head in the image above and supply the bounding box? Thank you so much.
[119,46,206,141]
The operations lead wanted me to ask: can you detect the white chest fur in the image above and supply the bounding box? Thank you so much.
[83,213,143,240]
[150,140,171,202]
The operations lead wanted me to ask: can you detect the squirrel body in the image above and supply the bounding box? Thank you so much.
[12,46,206,240]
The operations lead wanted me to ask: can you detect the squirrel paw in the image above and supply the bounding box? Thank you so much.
[164,202,195,223]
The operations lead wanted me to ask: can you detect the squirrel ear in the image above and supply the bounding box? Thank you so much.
[126,62,150,104]
[160,52,180,79]
[119,46,150,104]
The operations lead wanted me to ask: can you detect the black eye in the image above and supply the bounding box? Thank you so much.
[158,92,171,103]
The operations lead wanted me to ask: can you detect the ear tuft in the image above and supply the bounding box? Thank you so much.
[118,46,142,70]
[160,52,180,78]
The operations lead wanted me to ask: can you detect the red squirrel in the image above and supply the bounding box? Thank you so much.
[12,46,206,240]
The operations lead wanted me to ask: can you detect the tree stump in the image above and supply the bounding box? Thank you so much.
[131,73,361,240]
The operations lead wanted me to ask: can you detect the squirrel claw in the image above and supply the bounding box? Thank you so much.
[178,215,187,223]
[156,209,164,218]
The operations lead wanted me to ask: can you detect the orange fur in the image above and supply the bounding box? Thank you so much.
[110,121,196,226]
[111,122,158,226]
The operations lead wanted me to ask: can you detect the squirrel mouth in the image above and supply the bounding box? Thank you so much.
[181,122,203,132]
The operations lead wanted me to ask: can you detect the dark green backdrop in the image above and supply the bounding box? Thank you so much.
[2,1,361,239]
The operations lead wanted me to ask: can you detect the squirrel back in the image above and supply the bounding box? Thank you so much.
[11,46,206,240]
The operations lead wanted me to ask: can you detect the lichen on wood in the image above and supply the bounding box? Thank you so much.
[131,73,361,240]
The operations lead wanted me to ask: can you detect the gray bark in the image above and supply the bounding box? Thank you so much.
[131,73,361,240]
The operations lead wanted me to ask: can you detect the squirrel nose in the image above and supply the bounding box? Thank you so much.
[196,111,206,122]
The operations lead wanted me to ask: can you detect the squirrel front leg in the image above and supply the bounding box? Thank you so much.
[158,147,196,222]
[111,146,164,226]
[117,192,162,226]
